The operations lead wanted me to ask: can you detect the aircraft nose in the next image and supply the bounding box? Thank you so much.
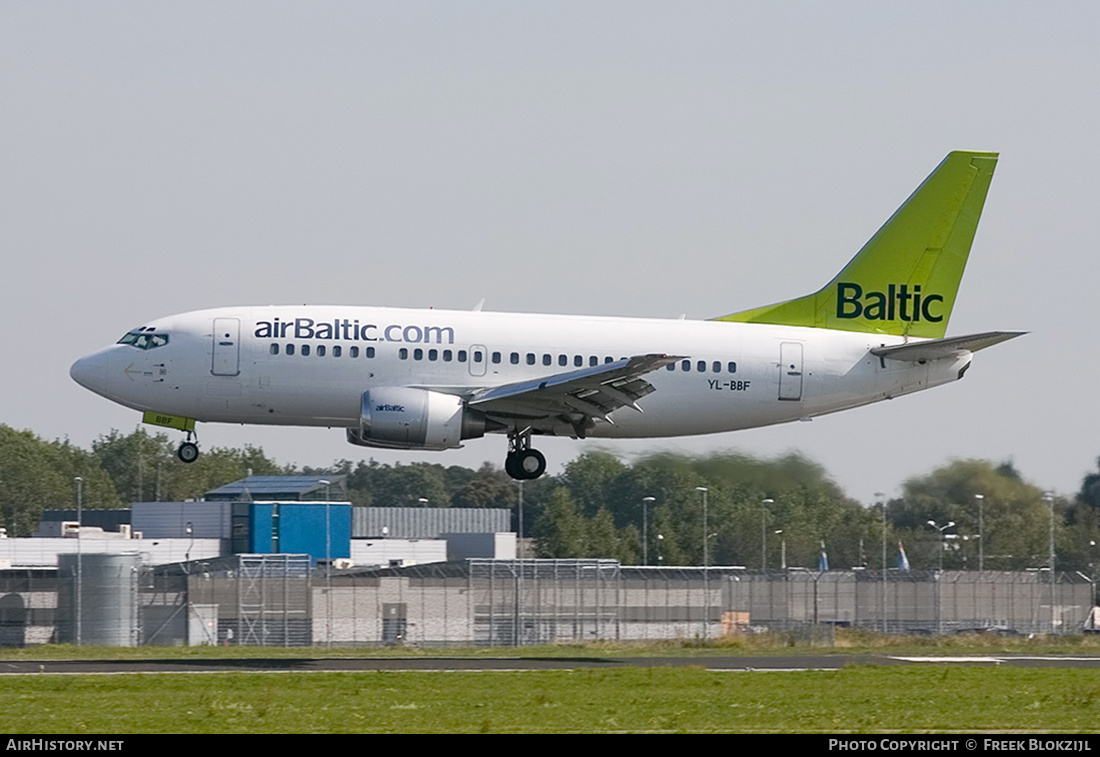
[70,350,111,395]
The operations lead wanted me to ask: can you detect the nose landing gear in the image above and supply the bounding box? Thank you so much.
[177,431,200,464]
[504,428,546,480]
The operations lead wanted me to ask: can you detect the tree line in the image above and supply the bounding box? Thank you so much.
[1,423,1097,574]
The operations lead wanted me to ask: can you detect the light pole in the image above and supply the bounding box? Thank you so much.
[877,492,887,633]
[760,498,774,570]
[976,492,985,572]
[513,481,524,643]
[656,533,664,565]
[514,482,523,558]
[1089,539,1097,608]
[695,486,709,639]
[73,476,82,646]
[320,479,332,647]
[775,529,786,569]
[928,519,954,572]
[641,497,655,565]
[1043,491,1056,634]
[927,519,954,634]
[319,479,333,563]
[695,487,708,567]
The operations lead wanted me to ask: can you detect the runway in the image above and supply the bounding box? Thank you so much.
[2,653,1099,675]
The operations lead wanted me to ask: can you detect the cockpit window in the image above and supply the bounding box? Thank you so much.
[117,331,169,350]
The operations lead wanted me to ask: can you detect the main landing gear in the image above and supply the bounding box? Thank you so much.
[177,431,200,464]
[504,428,546,480]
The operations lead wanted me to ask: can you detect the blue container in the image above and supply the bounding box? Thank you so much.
[231,502,351,564]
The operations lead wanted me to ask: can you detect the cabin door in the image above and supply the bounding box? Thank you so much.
[212,318,241,376]
[778,342,803,401]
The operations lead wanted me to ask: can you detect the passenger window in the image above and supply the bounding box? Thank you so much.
[350,346,359,358]
[270,344,279,355]
[511,352,520,365]
[697,360,706,372]
[443,350,453,362]
[366,347,375,358]
[333,346,341,358]
[728,362,737,373]
[301,344,311,356]
[542,354,551,366]
[526,353,536,365]
[429,349,438,361]
[492,352,501,364]
[473,350,483,363]
[458,350,467,362]
[666,363,675,371]
[286,344,295,356]
[558,355,567,367]
[712,361,720,373]
[574,355,583,367]
[605,357,614,364]
[414,348,424,360]
[590,356,599,367]
[399,348,408,360]
[681,360,690,371]
[317,345,326,357]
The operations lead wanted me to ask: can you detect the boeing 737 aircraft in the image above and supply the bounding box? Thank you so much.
[71,151,1021,480]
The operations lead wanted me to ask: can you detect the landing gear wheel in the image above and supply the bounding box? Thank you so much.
[505,427,546,480]
[505,448,546,480]
[505,453,522,480]
[178,442,200,464]
[516,448,546,480]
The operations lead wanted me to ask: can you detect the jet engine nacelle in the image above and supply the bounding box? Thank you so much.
[346,387,487,451]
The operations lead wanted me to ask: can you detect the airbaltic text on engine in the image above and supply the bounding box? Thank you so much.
[254,317,455,344]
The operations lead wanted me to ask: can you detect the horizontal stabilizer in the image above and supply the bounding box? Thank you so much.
[870,331,1025,362]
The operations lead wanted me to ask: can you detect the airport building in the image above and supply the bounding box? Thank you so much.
[0,476,1095,647]
[14,476,514,570]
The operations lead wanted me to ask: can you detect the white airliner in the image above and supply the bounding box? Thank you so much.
[71,151,1022,480]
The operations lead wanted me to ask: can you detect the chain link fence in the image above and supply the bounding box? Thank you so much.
[308,563,1095,646]
[2,559,1096,646]
[186,554,312,646]
[718,568,1094,636]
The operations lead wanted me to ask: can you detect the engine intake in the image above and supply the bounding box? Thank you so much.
[346,387,487,450]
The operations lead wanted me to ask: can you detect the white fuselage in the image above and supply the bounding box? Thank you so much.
[71,305,970,441]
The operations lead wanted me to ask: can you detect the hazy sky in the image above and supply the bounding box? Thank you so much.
[3,2,1098,504]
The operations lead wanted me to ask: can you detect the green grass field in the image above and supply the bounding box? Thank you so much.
[2,634,1098,733]
[2,627,1098,660]
[2,666,1099,733]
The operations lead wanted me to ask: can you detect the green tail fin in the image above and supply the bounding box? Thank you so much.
[714,151,998,339]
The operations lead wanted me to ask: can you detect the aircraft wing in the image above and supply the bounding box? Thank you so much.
[870,331,1025,362]
[468,354,683,433]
